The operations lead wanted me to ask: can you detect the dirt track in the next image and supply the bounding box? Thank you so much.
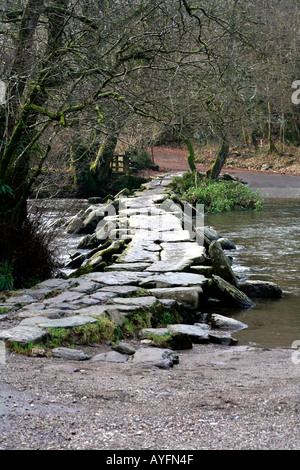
[1,344,300,450]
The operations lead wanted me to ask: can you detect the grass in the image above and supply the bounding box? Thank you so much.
[7,306,183,356]
[171,171,263,213]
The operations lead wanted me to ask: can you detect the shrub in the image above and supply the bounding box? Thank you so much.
[0,261,14,291]
[171,172,263,213]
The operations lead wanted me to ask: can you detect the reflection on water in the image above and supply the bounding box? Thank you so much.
[205,199,300,349]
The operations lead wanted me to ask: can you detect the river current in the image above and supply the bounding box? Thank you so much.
[205,198,300,349]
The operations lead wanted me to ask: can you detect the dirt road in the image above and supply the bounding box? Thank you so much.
[147,146,300,197]
[1,344,300,450]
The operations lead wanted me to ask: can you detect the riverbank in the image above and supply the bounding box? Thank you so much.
[142,146,300,198]
[1,343,300,450]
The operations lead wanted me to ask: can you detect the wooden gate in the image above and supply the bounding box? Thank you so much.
[111,154,130,174]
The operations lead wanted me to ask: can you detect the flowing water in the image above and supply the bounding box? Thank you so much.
[205,198,300,349]
[32,195,300,350]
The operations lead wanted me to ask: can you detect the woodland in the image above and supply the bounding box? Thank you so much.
[0,0,300,287]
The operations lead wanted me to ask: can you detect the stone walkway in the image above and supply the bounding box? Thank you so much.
[0,173,281,369]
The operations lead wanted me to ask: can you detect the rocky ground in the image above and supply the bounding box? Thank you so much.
[0,168,299,452]
[1,344,300,450]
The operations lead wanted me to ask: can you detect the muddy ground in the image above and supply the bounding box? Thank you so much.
[1,342,300,451]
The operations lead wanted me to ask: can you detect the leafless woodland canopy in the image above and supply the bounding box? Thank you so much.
[0,0,300,284]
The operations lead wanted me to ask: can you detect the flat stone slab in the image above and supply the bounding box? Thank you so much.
[0,326,49,345]
[210,313,248,331]
[4,295,38,306]
[167,324,210,343]
[129,213,182,232]
[81,271,150,286]
[16,308,66,320]
[139,272,208,288]
[153,230,191,242]
[105,262,151,271]
[69,281,99,294]
[92,351,128,363]
[52,347,91,360]
[116,235,160,263]
[35,278,77,290]
[112,341,136,355]
[44,291,84,306]
[20,315,99,328]
[97,285,143,296]
[107,296,160,308]
[138,328,170,339]
[146,242,206,272]
[208,330,238,346]
[131,347,179,369]
[148,287,201,310]
[73,303,149,318]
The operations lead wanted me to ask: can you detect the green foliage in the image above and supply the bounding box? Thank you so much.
[115,174,148,192]
[0,183,14,198]
[47,318,118,347]
[127,148,157,171]
[123,311,152,337]
[151,307,182,328]
[0,261,14,291]
[171,172,263,213]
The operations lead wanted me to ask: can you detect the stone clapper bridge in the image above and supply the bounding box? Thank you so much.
[0,173,282,369]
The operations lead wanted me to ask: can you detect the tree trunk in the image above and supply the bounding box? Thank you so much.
[0,0,68,285]
[89,133,119,193]
[185,138,196,172]
[205,138,229,180]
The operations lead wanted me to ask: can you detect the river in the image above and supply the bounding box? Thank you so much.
[205,198,300,349]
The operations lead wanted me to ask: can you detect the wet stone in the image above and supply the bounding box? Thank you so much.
[52,347,91,361]
[92,351,128,363]
[167,324,210,343]
[131,347,179,369]
[0,326,49,345]
[20,315,99,329]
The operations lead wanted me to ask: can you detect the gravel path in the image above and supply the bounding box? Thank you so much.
[1,343,300,450]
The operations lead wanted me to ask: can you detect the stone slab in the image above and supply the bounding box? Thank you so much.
[0,326,49,345]
[146,242,206,272]
[139,272,208,288]
[131,347,179,369]
[20,315,99,328]
[97,285,143,296]
[210,313,248,331]
[129,213,182,232]
[138,328,170,339]
[92,351,128,363]
[16,308,67,320]
[147,287,201,310]
[208,330,238,346]
[167,324,210,343]
[107,296,160,308]
[52,347,91,360]
[81,271,150,286]
[105,262,151,271]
